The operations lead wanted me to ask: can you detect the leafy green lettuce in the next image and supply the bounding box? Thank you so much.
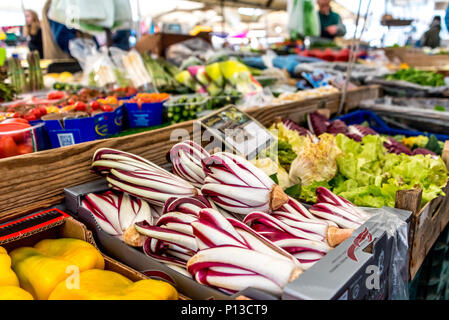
[331,134,449,208]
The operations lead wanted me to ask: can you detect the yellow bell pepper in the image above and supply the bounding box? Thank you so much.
[0,246,34,300]
[46,106,61,114]
[10,238,104,300]
[0,246,19,287]
[49,269,178,300]
[60,105,75,112]
[0,286,34,300]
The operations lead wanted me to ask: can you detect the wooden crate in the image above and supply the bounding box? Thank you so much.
[245,93,339,127]
[135,32,211,57]
[383,47,424,63]
[395,141,449,280]
[322,85,381,115]
[343,85,381,113]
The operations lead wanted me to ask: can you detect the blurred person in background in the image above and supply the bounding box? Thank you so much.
[24,10,43,58]
[420,16,441,49]
[317,0,346,40]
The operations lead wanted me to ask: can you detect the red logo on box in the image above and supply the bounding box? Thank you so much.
[347,227,372,262]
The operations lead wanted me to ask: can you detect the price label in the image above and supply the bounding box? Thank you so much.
[198,105,275,160]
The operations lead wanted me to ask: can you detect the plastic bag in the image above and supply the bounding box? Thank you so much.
[48,0,131,33]
[166,38,212,67]
[121,50,153,89]
[109,47,132,88]
[287,0,304,36]
[362,207,410,300]
[237,88,274,111]
[303,0,320,37]
[69,38,116,87]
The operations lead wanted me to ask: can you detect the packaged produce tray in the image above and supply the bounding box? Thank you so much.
[65,179,411,300]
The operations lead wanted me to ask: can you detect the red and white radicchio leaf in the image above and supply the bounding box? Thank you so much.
[309,187,370,229]
[170,140,210,188]
[82,191,154,246]
[187,208,302,295]
[201,152,289,215]
[91,148,197,206]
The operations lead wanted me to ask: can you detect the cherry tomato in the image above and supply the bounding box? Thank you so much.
[67,98,76,105]
[0,136,19,159]
[101,105,114,112]
[17,143,34,155]
[74,101,87,112]
[13,112,22,118]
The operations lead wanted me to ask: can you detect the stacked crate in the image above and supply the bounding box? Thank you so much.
[410,225,449,300]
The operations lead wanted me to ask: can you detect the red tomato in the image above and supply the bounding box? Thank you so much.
[0,123,31,145]
[38,106,47,117]
[101,105,114,112]
[24,113,37,122]
[47,91,65,100]
[74,101,87,112]
[91,101,101,110]
[16,143,34,155]
[13,112,22,119]
[0,136,19,158]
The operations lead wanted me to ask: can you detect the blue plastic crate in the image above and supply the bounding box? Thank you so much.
[43,106,125,148]
[333,110,449,141]
[124,101,164,128]
[29,120,51,151]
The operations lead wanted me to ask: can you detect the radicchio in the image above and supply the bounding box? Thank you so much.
[412,148,437,156]
[307,112,330,136]
[327,120,349,135]
[345,124,377,142]
[282,118,314,137]
[384,138,413,155]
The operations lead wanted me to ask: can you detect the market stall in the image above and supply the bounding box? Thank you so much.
[1,0,449,303]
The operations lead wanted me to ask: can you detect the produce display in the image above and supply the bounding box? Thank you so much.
[261,118,449,208]
[385,68,446,87]
[78,141,373,296]
[2,35,449,302]
[3,238,178,300]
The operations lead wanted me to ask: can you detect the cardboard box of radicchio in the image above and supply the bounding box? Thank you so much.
[65,179,412,300]
[0,207,187,300]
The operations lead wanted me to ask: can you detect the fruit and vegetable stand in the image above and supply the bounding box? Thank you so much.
[2,37,449,300]
[0,86,378,220]
[2,82,449,300]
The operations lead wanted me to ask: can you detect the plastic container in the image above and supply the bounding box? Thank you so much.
[0,122,45,159]
[207,94,242,110]
[333,110,449,141]
[42,106,124,148]
[163,94,208,124]
[124,101,165,128]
